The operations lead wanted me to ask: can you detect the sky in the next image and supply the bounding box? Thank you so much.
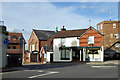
[1,1,119,50]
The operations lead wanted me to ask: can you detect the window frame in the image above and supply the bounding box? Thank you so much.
[13,36,17,39]
[88,36,94,44]
[113,23,116,28]
[61,49,70,60]
[61,38,66,46]
[114,34,119,39]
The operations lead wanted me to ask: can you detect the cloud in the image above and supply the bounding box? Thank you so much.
[3,2,111,50]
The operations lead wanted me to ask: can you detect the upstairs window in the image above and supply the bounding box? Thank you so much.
[113,23,116,28]
[18,36,21,39]
[61,38,66,46]
[114,34,119,39]
[101,24,103,29]
[98,25,100,30]
[88,36,94,44]
[13,45,16,49]
[13,36,16,39]
[8,35,11,39]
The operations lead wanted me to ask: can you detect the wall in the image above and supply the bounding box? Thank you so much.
[0,26,7,68]
[53,37,79,62]
[28,31,39,52]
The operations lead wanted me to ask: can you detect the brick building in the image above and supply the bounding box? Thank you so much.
[7,32,26,66]
[28,29,56,63]
[97,21,120,55]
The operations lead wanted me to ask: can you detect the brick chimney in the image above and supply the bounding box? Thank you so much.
[61,26,66,31]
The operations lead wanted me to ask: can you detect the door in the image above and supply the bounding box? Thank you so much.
[50,54,53,62]
[72,50,80,61]
[81,50,83,61]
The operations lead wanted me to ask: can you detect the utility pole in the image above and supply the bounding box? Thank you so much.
[22,29,24,65]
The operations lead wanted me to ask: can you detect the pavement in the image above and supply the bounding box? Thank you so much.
[1,60,119,78]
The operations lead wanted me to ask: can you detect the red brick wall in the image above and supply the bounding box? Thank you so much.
[79,29,103,47]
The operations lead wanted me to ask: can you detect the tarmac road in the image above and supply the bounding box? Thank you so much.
[2,61,119,78]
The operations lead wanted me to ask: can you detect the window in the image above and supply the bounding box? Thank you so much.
[18,36,21,39]
[114,34,119,39]
[61,49,70,60]
[36,43,38,50]
[88,36,94,44]
[8,35,11,39]
[101,24,103,29]
[7,45,10,49]
[13,36,16,39]
[98,25,100,30]
[61,38,66,46]
[13,45,16,49]
[113,23,116,28]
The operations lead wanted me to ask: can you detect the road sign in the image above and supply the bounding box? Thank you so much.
[4,38,10,45]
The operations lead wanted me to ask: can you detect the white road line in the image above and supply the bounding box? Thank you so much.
[92,66,117,68]
[28,72,59,78]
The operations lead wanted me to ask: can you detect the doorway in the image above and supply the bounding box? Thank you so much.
[50,53,53,62]
[72,50,80,61]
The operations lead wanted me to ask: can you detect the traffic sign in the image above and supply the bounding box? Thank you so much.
[4,38,10,45]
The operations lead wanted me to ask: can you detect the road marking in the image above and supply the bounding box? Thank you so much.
[24,70,44,72]
[92,66,117,68]
[28,71,59,78]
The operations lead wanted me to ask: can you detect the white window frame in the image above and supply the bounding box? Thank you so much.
[113,23,116,28]
[114,34,119,39]
[61,38,66,46]
[88,36,94,44]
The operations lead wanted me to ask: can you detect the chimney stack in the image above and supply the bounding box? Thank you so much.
[61,26,66,31]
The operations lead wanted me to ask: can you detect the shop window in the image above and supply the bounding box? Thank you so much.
[114,34,119,39]
[13,45,16,49]
[88,36,94,44]
[88,50,99,54]
[61,38,66,46]
[61,49,70,60]
[113,23,116,28]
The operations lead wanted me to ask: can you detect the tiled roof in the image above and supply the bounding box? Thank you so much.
[54,29,87,38]
[33,29,56,40]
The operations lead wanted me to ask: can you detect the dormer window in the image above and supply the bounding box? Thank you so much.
[61,38,66,46]
[113,23,116,28]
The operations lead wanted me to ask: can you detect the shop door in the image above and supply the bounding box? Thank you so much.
[72,50,80,61]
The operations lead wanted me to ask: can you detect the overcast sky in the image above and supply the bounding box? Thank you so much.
[2,2,118,50]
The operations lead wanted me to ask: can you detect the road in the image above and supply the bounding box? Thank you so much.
[2,61,119,78]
